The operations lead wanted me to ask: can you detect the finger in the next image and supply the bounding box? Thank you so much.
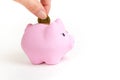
[41,0,51,14]
[16,0,47,19]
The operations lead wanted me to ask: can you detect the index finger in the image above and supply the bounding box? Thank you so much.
[41,0,51,14]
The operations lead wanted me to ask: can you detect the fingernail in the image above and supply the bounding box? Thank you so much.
[38,10,47,19]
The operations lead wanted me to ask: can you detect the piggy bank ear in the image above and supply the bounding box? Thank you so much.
[25,24,33,32]
[48,19,65,32]
[55,18,62,23]
[55,19,65,28]
[44,19,65,39]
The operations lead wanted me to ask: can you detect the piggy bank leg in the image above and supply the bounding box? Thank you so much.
[27,54,43,65]
[30,59,43,65]
[45,56,63,65]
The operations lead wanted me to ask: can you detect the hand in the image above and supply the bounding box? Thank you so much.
[15,0,51,19]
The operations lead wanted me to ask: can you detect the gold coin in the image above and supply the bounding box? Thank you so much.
[38,16,50,24]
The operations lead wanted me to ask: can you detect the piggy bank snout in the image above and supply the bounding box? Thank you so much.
[69,35,74,49]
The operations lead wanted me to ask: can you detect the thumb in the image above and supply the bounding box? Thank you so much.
[15,0,47,19]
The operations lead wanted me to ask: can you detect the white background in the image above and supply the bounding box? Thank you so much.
[0,0,120,80]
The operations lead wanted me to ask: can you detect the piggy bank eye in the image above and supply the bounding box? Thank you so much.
[62,33,65,37]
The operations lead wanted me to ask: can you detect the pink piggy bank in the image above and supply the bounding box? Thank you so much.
[21,19,74,65]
